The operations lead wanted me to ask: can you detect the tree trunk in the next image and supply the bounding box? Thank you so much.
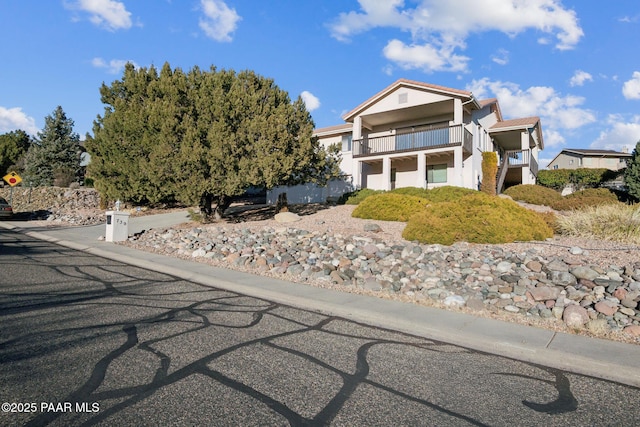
[199,192,213,216]
[213,194,231,219]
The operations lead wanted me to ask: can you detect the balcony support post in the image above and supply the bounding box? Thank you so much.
[521,131,531,184]
[353,160,362,189]
[417,154,426,189]
[382,156,392,191]
[453,147,463,187]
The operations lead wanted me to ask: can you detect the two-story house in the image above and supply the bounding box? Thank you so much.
[316,79,543,195]
[547,149,631,171]
[267,79,544,204]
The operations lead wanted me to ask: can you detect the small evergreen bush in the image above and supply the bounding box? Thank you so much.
[424,186,477,203]
[402,193,553,245]
[390,187,429,198]
[537,211,561,234]
[340,188,384,205]
[352,193,428,222]
[481,151,497,195]
[550,188,620,211]
[564,187,618,200]
[503,184,562,206]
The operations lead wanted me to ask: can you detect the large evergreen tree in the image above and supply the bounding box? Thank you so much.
[624,140,640,200]
[23,106,81,186]
[0,129,32,175]
[87,62,340,217]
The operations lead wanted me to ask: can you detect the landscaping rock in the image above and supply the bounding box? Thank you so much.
[274,212,301,223]
[563,305,589,328]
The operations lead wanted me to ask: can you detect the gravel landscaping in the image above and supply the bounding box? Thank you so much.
[122,204,640,345]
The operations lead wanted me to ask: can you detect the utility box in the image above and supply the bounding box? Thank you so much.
[105,211,130,242]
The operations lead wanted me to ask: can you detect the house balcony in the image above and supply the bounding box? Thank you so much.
[353,124,473,158]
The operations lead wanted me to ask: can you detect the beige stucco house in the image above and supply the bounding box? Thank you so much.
[315,79,544,194]
[547,149,631,171]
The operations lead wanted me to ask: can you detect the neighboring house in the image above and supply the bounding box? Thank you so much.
[547,149,631,171]
[314,79,544,195]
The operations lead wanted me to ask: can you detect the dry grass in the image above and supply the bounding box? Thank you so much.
[557,204,640,244]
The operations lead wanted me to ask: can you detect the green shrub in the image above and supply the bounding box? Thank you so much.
[537,169,572,189]
[481,151,498,195]
[569,168,614,188]
[340,188,384,205]
[343,185,478,205]
[390,187,429,198]
[538,211,561,234]
[550,188,620,211]
[564,188,618,200]
[503,184,562,206]
[424,186,477,203]
[402,193,554,245]
[557,204,640,244]
[352,193,428,222]
[538,168,619,190]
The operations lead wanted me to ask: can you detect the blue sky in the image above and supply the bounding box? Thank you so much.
[1,0,640,168]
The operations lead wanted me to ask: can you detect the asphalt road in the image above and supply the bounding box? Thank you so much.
[1,229,639,426]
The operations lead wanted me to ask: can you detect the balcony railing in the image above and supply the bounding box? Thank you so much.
[496,149,539,193]
[503,149,538,175]
[353,124,473,158]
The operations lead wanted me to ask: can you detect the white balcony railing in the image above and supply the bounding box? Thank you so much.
[353,124,473,157]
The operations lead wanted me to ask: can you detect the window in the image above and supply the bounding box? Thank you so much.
[341,135,352,152]
[553,165,559,170]
[427,164,447,183]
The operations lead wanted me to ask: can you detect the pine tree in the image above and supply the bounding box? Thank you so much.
[23,106,81,186]
[0,130,32,175]
[88,62,340,217]
[624,140,640,200]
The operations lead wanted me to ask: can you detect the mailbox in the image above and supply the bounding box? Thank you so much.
[105,210,130,242]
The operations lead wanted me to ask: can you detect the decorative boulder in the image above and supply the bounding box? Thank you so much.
[274,211,301,223]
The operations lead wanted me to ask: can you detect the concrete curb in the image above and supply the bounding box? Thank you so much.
[2,220,640,387]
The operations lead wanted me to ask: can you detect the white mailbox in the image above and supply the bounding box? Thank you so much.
[105,210,130,242]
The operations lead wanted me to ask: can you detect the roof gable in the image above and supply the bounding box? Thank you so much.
[342,78,476,122]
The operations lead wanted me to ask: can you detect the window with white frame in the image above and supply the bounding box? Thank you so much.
[341,135,352,152]
[427,164,447,183]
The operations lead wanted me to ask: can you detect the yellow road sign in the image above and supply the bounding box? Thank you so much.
[3,171,22,187]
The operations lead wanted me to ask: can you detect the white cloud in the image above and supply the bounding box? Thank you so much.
[92,57,136,74]
[622,71,640,100]
[328,0,411,42]
[491,49,509,66]
[467,78,596,147]
[199,0,241,42]
[590,115,640,151]
[66,0,133,31]
[569,70,593,87]
[382,39,469,73]
[619,15,639,23]
[300,91,320,111]
[0,106,39,135]
[329,0,583,73]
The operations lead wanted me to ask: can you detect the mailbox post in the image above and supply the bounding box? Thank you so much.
[105,210,130,242]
